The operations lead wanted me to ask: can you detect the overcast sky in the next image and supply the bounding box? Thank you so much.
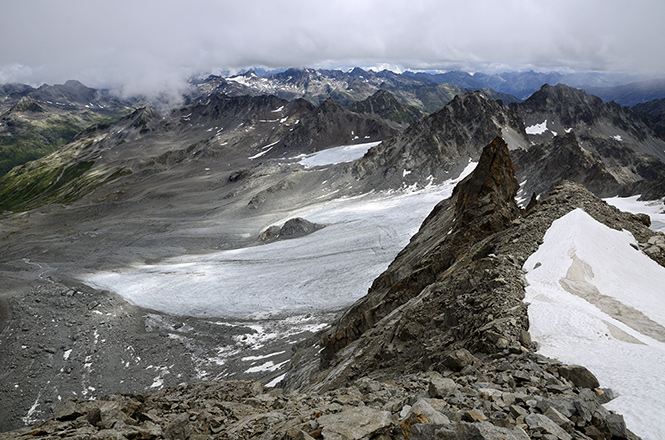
[1,0,664,99]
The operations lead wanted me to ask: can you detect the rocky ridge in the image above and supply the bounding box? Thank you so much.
[4,138,661,438]
[351,92,529,191]
[348,90,425,127]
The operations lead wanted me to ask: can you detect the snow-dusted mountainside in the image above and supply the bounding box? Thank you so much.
[192,67,523,114]
[1,72,665,437]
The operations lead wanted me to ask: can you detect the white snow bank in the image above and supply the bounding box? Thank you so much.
[604,195,665,233]
[82,162,476,320]
[524,208,665,440]
[245,359,288,373]
[525,120,548,135]
[266,373,286,387]
[299,141,381,167]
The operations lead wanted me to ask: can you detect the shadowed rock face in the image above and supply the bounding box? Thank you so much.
[452,136,521,236]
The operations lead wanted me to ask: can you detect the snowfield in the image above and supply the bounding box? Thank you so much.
[523,208,665,440]
[298,141,381,167]
[604,195,665,233]
[82,162,476,319]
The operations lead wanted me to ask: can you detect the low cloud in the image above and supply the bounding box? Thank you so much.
[1,0,664,99]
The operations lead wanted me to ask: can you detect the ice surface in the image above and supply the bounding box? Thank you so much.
[525,120,548,135]
[604,195,665,233]
[524,208,665,440]
[299,141,381,168]
[82,162,476,320]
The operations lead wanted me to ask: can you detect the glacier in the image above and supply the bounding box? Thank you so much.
[81,162,476,319]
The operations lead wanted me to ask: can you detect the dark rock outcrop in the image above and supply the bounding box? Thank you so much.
[348,89,425,126]
[259,217,324,241]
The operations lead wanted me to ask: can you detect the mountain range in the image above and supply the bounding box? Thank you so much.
[0,80,132,176]
[0,68,664,439]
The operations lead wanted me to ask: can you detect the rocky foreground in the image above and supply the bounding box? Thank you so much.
[3,138,663,439]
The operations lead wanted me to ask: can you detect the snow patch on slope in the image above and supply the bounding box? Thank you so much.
[525,120,548,135]
[523,208,665,440]
[299,141,381,168]
[604,195,665,233]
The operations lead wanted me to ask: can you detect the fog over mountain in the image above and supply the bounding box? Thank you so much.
[2,0,664,101]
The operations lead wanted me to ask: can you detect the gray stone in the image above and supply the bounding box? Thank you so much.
[164,413,191,440]
[593,387,615,404]
[557,365,600,389]
[279,217,322,239]
[463,409,487,422]
[86,407,102,426]
[294,431,316,440]
[411,422,530,440]
[410,423,457,440]
[537,398,577,418]
[429,376,458,398]
[318,407,392,440]
[525,413,572,440]
[443,349,478,371]
[53,400,83,421]
[607,413,627,439]
[469,422,531,440]
[544,406,573,431]
[406,399,450,425]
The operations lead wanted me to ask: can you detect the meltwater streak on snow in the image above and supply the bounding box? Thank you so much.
[524,209,665,440]
[604,195,665,233]
[298,141,381,168]
[83,162,477,320]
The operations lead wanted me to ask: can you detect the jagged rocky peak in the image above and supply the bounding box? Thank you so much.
[348,89,424,126]
[518,83,641,137]
[352,90,528,192]
[513,131,621,199]
[453,136,520,222]
[298,136,524,389]
[187,93,287,121]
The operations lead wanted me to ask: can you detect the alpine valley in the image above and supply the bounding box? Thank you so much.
[1,68,665,440]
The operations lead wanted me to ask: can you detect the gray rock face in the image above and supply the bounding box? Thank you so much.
[352,91,529,192]
[428,375,458,398]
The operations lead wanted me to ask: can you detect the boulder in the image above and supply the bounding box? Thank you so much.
[525,413,572,440]
[557,364,600,389]
[442,349,478,371]
[318,407,392,440]
[411,422,530,440]
[429,376,458,398]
